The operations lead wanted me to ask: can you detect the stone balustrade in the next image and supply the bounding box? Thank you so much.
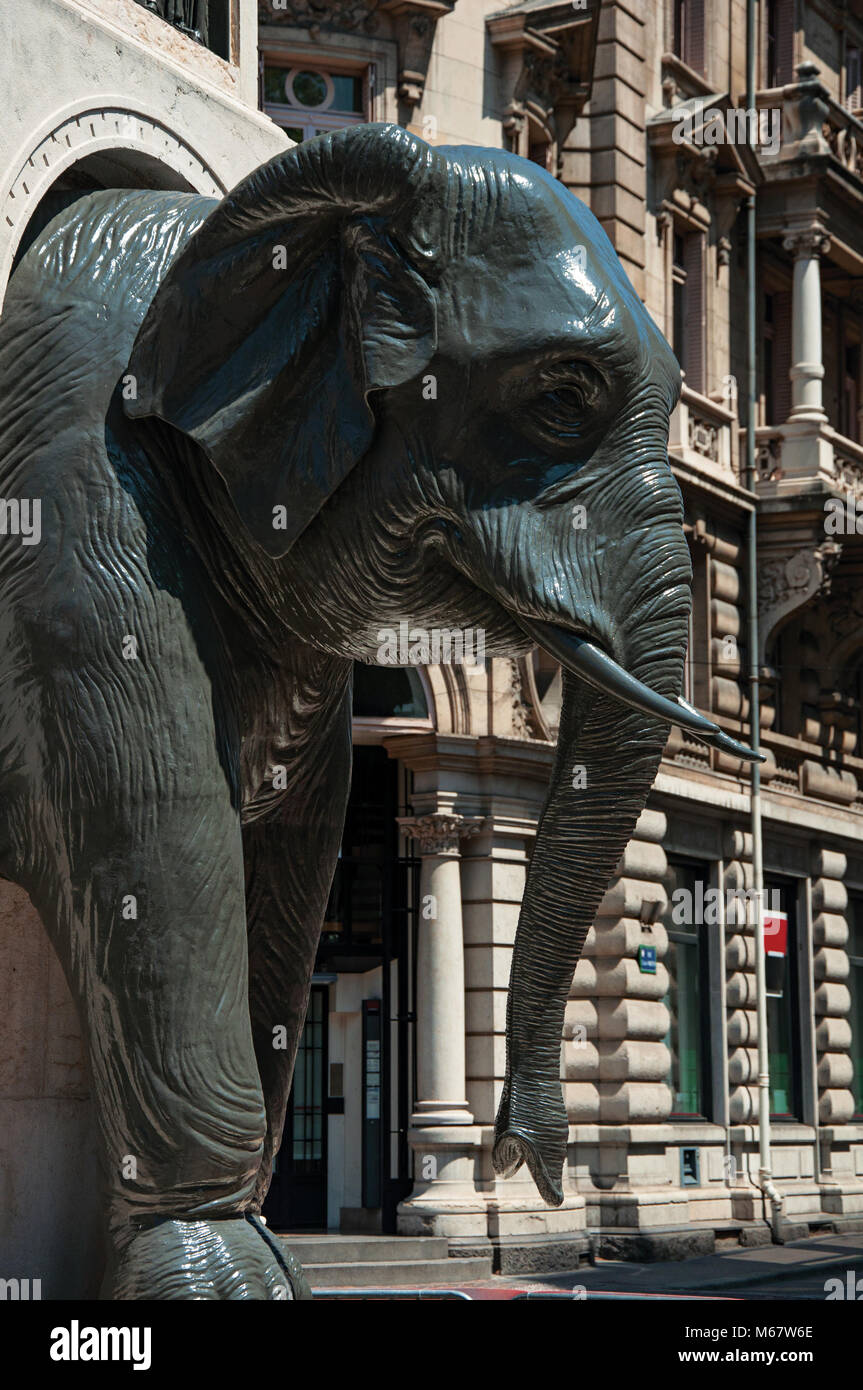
[756,62,863,185]
[669,383,738,478]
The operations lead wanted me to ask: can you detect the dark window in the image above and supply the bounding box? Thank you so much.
[133,0,230,60]
[842,342,860,442]
[319,746,418,966]
[762,289,791,425]
[290,986,326,1173]
[673,0,705,73]
[764,293,775,424]
[847,45,862,112]
[264,983,328,1229]
[352,664,428,719]
[528,141,550,170]
[848,898,863,1116]
[765,878,802,1119]
[662,858,713,1119]
[672,230,705,394]
[766,0,794,87]
[672,233,686,370]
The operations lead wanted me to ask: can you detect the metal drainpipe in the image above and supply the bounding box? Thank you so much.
[745,0,784,1240]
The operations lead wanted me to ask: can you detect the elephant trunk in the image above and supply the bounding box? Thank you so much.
[492,668,675,1206]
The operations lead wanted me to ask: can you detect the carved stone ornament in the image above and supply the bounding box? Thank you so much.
[260,0,454,113]
[758,542,842,662]
[259,0,384,36]
[487,0,599,164]
[397,812,485,855]
[782,225,831,259]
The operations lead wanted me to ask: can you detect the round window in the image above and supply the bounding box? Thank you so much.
[289,70,330,108]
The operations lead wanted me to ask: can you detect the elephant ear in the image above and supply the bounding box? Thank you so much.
[125,124,445,556]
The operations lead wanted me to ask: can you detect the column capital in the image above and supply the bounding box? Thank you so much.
[783,224,830,259]
[397,812,485,856]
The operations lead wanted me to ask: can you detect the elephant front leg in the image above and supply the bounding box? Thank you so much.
[30,791,311,1300]
[25,778,311,1295]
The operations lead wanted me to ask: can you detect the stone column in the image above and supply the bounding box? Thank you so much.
[395,809,487,1245]
[783,226,830,424]
[397,811,480,1127]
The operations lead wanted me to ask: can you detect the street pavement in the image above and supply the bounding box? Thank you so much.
[484,1231,863,1300]
[313,1231,863,1300]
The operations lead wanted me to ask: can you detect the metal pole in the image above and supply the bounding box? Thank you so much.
[745,0,784,1239]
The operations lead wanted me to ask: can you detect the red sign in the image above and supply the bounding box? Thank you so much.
[763,909,788,955]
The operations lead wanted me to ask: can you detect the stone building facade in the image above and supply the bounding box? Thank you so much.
[2,0,863,1295]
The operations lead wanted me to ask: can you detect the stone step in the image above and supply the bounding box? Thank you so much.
[303,1257,493,1288]
[278,1234,451,1266]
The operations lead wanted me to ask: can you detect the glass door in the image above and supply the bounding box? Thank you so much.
[263,985,328,1230]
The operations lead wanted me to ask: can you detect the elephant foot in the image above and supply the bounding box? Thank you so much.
[111,1214,312,1300]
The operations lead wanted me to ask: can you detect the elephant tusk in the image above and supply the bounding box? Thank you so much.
[522,620,766,764]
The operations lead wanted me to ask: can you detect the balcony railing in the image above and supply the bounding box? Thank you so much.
[753,421,863,499]
[756,62,863,190]
[669,383,737,477]
[820,97,863,181]
[831,430,863,501]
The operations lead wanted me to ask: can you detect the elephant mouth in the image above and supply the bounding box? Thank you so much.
[519,619,765,764]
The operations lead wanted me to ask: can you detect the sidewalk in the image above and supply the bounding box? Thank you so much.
[311,1231,863,1298]
[499,1230,863,1297]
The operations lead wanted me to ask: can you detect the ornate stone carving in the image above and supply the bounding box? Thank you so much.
[506,657,536,738]
[833,448,863,500]
[259,0,383,35]
[758,542,842,663]
[782,225,831,259]
[260,0,454,114]
[756,435,782,482]
[397,812,485,856]
[784,61,831,157]
[828,584,863,641]
[380,0,454,115]
[487,1,599,171]
[688,412,720,461]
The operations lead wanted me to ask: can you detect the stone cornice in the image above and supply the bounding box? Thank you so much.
[486,0,599,165]
[383,731,555,781]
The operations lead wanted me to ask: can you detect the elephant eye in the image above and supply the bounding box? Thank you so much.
[524,362,605,442]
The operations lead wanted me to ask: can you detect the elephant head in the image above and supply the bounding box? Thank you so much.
[125,123,760,1208]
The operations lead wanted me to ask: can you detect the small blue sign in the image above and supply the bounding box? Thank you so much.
[637,944,657,974]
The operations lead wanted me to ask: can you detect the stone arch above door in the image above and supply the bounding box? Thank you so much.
[0,98,225,307]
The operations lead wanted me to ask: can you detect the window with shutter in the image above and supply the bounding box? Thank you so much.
[847,46,862,113]
[772,290,792,424]
[672,0,706,74]
[671,230,706,394]
[843,342,860,442]
[683,232,706,394]
[766,0,794,86]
